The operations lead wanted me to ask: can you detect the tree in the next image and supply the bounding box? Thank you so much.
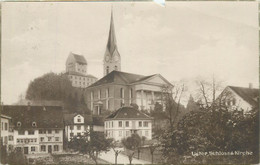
[111,141,121,165]
[68,131,112,165]
[26,72,73,101]
[0,144,8,164]
[149,144,158,164]
[121,133,142,164]
[160,77,259,164]
[8,149,28,165]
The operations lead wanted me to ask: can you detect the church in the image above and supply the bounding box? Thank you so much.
[85,11,173,115]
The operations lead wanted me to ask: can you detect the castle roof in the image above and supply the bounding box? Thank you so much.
[105,106,152,120]
[70,52,87,65]
[1,105,64,129]
[228,86,259,107]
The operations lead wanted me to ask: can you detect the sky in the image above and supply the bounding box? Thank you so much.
[2,2,259,104]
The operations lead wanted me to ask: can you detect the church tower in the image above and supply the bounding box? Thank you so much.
[103,10,121,76]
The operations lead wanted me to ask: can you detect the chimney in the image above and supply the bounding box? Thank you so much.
[249,83,253,89]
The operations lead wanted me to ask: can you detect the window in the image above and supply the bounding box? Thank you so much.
[48,137,52,142]
[144,121,148,127]
[77,118,81,122]
[120,88,124,98]
[54,145,59,151]
[77,133,81,136]
[77,125,81,130]
[119,131,122,137]
[130,88,133,98]
[40,137,44,142]
[145,131,149,136]
[48,130,52,134]
[4,123,7,130]
[70,133,74,137]
[232,98,236,105]
[98,90,101,99]
[115,65,118,70]
[1,122,3,130]
[111,121,113,128]
[139,121,142,127]
[55,130,59,134]
[8,136,13,141]
[55,137,59,142]
[70,126,73,130]
[17,122,22,127]
[126,131,130,137]
[106,66,109,75]
[32,122,37,127]
[18,130,25,135]
[118,121,122,127]
[41,145,46,152]
[125,121,129,127]
[28,130,34,135]
[31,147,35,152]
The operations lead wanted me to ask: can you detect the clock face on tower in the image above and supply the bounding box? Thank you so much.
[114,54,119,62]
[105,55,110,62]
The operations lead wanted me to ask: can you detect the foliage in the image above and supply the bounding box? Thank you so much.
[121,133,142,151]
[8,149,28,165]
[160,106,259,164]
[0,144,8,164]
[68,131,112,165]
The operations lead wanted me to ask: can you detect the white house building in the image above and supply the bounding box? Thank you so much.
[1,114,11,147]
[104,106,153,141]
[63,113,92,141]
[1,105,64,155]
[217,85,259,112]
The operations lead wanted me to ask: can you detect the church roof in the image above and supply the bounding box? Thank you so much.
[105,106,152,120]
[106,10,118,55]
[1,105,64,129]
[228,86,259,107]
[87,70,153,87]
[70,53,87,65]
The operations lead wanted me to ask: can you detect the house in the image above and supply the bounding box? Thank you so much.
[104,106,153,141]
[1,105,64,155]
[0,114,12,147]
[66,52,98,88]
[63,113,92,141]
[85,10,173,115]
[217,85,259,112]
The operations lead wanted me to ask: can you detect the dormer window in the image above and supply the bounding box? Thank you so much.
[32,122,37,127]
[17,122,22,127]
[78,118,81,122]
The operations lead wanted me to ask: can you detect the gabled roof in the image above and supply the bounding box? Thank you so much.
[1,105,64,129]
[63,113,92,125]
[88,70,153,88]
[228,86,259,107]
[65,71,97,79]
[106,106,152,120]
[70,53,87,65]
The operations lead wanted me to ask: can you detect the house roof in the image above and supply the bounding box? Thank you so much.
[66,71,97,79]
[88,70,155,88]
[105,106,152,120]
[228,86,259,107]
[1,105,64,129]
[63,113,92,125]
[71,53,87,65]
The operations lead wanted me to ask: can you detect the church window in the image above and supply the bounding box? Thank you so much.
[106,66,109,75]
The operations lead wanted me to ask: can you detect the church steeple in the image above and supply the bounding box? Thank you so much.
[107,10,117,55]
[103,9,121,76]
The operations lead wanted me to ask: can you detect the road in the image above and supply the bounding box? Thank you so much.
[100,149,151,164]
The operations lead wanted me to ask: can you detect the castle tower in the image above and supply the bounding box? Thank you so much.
[103,10,121,76]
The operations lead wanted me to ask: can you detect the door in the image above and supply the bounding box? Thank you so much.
[48,145,52,153]
[24,147,28,154]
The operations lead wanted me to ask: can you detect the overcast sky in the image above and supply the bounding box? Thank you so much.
[2,2,259,104]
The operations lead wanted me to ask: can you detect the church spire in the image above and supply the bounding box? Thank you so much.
[107,9,117,54]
